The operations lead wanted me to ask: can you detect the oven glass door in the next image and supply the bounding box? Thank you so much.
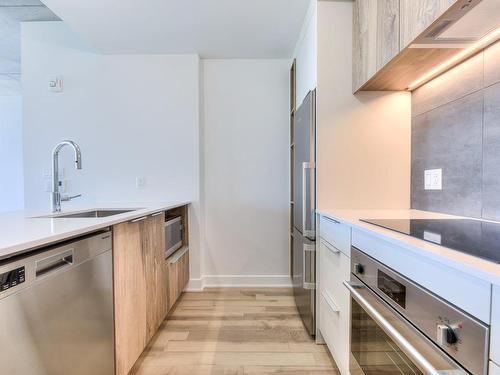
[346,282,468,375]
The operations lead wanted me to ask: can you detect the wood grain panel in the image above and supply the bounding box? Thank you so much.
[376,0,399,70]
[144,213,168,339]
[167,249,189,311]
[114,212,170,375]
[113,220,148,375]
[400,0,456,49]
[359,46,461,91]
[353,0,377,92]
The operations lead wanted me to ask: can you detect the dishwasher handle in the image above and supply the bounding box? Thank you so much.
[36,249,74,277]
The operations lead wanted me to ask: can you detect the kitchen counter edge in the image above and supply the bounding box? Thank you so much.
[317,208,500,287]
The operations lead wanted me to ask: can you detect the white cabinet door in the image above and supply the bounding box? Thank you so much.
[319,240,351,375]
[492,285,500,364]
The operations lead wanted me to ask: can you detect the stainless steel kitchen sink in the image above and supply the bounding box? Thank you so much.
[37,209,139,218]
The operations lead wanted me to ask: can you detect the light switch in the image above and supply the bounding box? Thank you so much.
[424,169,442,190]
[48,75,64,92]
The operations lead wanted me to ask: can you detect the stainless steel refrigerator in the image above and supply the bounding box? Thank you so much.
[291,90,316,336]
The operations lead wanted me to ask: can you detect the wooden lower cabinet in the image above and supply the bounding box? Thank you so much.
[167,247,189,311]
[113,212,168,375]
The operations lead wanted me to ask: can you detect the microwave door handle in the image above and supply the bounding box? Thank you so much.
[344,281,442,375]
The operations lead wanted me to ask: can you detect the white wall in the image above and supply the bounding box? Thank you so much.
[21,21,202,283]
[201,59,290,287]
[293,0,317,107]
[0,96,24,212]
[316,1,410,209]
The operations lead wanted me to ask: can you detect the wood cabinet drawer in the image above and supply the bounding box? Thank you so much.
[319,283,350,375]
[167,247,189,311]
[319,216,351,257]
[352,229,492,323]
[491,285,500,364]
[491,361,500,375]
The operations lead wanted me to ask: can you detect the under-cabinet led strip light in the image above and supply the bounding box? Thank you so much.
[407,27,500,91]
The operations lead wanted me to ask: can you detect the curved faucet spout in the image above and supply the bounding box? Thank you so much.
[52,140,82,170]
[52,140,83,212]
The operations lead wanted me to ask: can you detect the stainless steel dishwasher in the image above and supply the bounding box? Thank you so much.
[0,230,114,375]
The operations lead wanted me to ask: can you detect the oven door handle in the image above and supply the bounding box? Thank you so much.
[344,281,443,375]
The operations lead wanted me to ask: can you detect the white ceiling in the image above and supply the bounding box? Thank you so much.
[40,0,311,58]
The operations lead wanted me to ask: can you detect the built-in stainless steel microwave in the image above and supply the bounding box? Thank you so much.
[165,216,183,258]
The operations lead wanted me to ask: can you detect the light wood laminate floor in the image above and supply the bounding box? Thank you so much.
[131,288,339,375]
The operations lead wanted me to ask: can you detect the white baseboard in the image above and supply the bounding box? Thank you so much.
[185,275,292,290]
[185,277,204,292]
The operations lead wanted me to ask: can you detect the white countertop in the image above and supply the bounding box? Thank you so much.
[317,208,500,286]
[0,201,189,261]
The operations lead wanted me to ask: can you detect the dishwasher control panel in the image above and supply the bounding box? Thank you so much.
[1,266,25,292]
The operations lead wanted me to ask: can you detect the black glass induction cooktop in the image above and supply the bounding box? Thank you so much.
[360,218,500,264]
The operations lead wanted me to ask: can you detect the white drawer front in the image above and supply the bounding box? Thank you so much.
[492,285,500,364]
[319,289,350,375]
[320,240,350,310]
[490,361,500,375]
[319,240,350,375]
[352,229,492,323]
[320,216,351,257]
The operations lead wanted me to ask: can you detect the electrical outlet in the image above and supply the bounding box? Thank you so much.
[424,169,442,190]
[136,177,146,189]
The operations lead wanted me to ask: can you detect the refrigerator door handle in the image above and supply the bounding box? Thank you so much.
[302,243,316,290]
[302,161,316,239]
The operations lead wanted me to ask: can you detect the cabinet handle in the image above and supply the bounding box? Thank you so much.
[321,239,341,254]
[150,211,163,217]
[323,216,340,225]
[168,247,189,264]
[130,216,147,223]
[36,249,74,278]
[321,290,340,313]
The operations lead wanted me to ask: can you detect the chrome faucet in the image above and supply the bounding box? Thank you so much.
[52,140,82,212]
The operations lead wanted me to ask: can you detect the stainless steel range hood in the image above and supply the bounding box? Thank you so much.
[412,0,500,48]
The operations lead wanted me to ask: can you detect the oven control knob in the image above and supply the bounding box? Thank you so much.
[354,263,365,275]
[437,324,458,345]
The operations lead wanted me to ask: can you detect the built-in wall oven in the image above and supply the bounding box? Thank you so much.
[165,216,183,258]
[344,247,489,375]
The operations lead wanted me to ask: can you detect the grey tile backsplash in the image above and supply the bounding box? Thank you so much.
[411,40,500,220]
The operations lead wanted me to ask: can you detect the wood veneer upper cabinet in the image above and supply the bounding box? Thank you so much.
[113,213,168,375]
[353,0,377,92]
[400,0,456,49]
[353,0,399,92]
[376,0,400,69]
